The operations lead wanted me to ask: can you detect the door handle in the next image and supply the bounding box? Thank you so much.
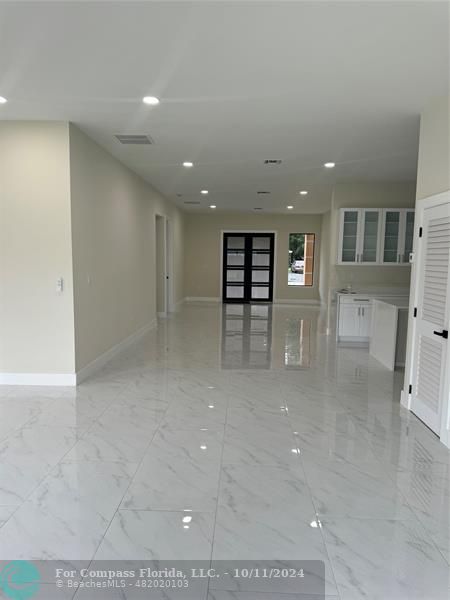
[433,330,449,339]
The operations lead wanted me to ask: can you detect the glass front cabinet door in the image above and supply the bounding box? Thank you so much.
[339,209,360,263]
[360,209,381,263]
[338,208,381,264]
[382,210,401,263]
[401,210,415,263]
[381,209,415,265]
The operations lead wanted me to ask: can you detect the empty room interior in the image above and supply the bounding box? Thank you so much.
[0,1,450,599]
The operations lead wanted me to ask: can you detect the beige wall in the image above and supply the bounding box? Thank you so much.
[0,122,75,374]
[416,95,450,201]
[184,212,323,302]
[328,182,416,297]
[69,124,184,372]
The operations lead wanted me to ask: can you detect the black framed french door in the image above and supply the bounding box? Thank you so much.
[222,232,275,303]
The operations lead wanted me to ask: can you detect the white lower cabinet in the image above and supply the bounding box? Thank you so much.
[338,296,372,342]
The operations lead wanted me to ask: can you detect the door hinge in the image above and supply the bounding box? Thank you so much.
[419,227,423,238]
[408,384,412,394]
[413,307,417,317]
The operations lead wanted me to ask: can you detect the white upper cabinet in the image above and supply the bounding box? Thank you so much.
[381,209,415,265]
[337,208,414,266]
[338,208,382,265]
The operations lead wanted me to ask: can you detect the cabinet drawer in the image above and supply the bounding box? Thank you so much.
[339,295,372,304]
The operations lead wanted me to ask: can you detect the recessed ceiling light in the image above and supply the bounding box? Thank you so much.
[287,205,294,210]
[324,162,335,168]
[201,190,209,195]
[0,96,7,104]
[183,161,193,168]
[209,205,216,209]
[142,96,159,105]
[299,190,308,195]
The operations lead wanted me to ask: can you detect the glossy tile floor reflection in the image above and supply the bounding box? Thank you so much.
[0,302,449,599]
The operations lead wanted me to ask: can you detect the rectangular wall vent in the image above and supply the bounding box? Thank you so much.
[115,134,153,145]
[264,159,282,165]
[184,201,201,205]
[257,191,270,195]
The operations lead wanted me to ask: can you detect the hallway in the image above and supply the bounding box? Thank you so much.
[0,302,449,598]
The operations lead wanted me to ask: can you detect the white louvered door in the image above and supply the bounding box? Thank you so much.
[410,203,450,433]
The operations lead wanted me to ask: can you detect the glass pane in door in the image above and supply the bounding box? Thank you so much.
[227,269,244,283]
[252,253,270,267]
[251,286,269,299]
[227,236,245,249]
[252,270,270,283]
[252,237,271,250]
[227,251,245,266]
[227,285,244,298]
[342,211,358,262]
[362,211,379,262]
[383,211,400,262]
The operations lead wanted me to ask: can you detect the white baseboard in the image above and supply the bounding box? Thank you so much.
[185,296,221,302]
[0,372,77,386]
[172,298,186,310]
[76,318,157,384]
[274,299,321,306]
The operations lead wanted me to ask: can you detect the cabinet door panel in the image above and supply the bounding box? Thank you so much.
[402,210,415,263]
[361,210,380,263]
[359,305,373,338]
[339,305,361,337]
[340,210,360,263]
[383,211,401,263]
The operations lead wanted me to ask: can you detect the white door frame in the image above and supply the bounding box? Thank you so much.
[155,214,174,318]
[166,218,174,312]
[402,190,450,448]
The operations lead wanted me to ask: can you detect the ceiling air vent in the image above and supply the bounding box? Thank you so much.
[115,134,153,145]
[254,207,263,211]
[257,191,270,195]
[264,159,282,165]
[184,201,201,205]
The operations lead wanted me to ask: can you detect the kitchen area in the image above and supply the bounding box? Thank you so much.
[334,206,414,371]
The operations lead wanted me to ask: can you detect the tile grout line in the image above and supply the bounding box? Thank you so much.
[206,383,230,599]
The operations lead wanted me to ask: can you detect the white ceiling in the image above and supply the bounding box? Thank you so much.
[0,1,448,213]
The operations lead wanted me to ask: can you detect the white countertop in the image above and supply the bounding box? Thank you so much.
[373,297,410,309]
[336,287,409,298]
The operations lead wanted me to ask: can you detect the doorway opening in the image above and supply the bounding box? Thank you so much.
[155,215,172,317]
[222,232,275,303]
